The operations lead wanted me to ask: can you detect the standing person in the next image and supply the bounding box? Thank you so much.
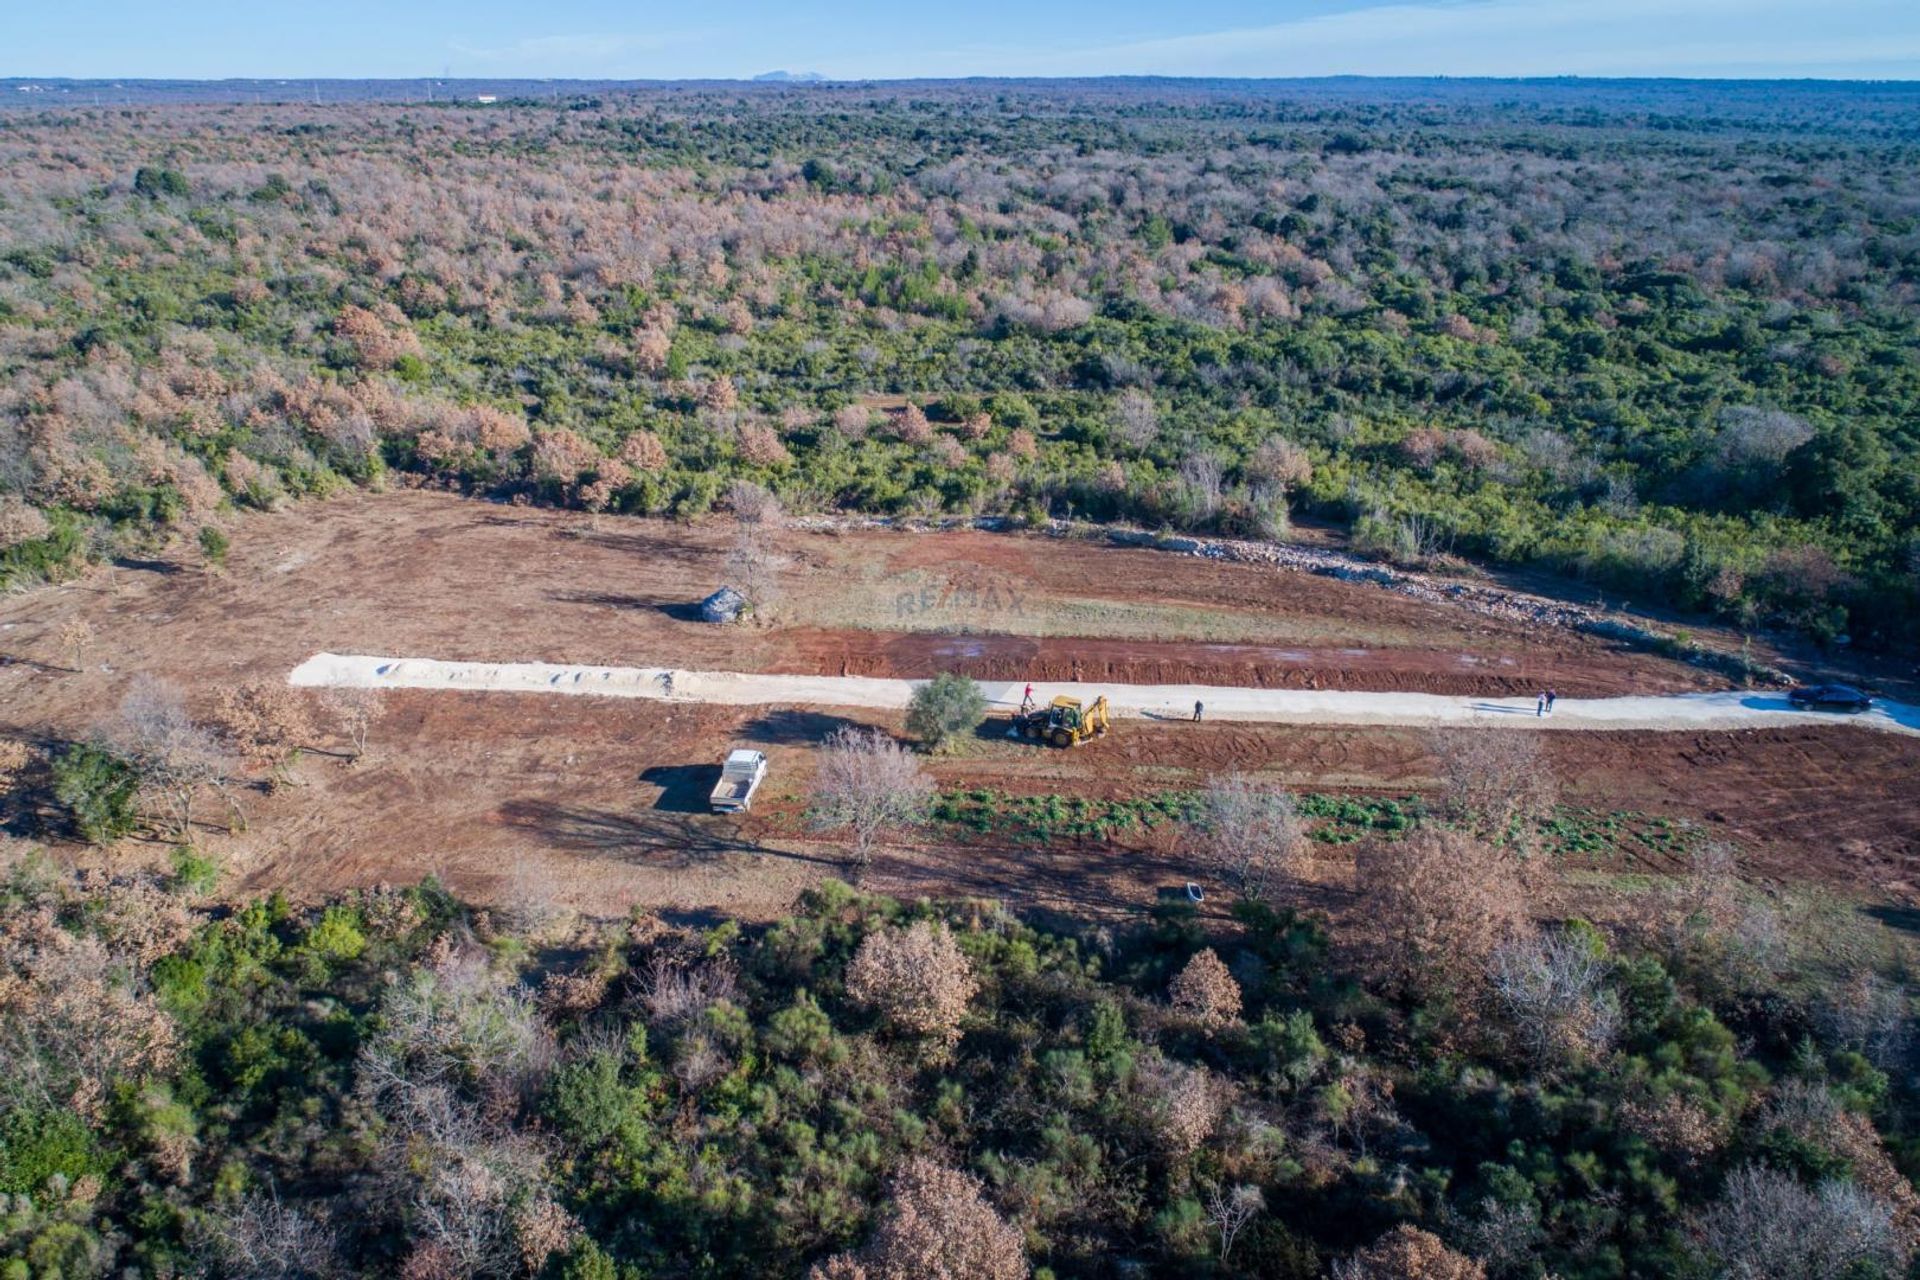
[1021,682,1035,713]
[1193,700,1204,722]
[1546,688,1558,716]
[1536,692,1546,717]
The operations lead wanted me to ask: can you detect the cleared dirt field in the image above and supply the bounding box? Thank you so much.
[1,490,1914,922]
[0,488,1727,702]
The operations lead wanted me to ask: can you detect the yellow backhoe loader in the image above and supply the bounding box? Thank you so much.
[1012,694,1111,748]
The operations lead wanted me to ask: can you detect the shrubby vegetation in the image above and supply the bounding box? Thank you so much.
[1,81,1916,647]
[2,815,1918,1278]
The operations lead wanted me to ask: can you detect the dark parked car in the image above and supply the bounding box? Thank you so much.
[1788,683,1873,712]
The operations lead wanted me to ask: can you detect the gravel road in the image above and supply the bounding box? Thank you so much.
[290,653,1919,737]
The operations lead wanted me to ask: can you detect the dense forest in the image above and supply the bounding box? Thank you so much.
[1,81,1918,649]
[5,830,1920,1279]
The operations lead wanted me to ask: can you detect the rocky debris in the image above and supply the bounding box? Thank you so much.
[1100,526,1792,688]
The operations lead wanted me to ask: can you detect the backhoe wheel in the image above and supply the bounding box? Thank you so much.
[1023,723,1041,741]
[1051,728,1072,748]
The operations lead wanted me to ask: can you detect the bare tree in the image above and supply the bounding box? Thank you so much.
[726,479,787,620]
[1178,451,1224,524]
[1816,970,1914,1072]
[1696,1164,1905,1280]
[56,616,95,673]
[198,1190,341,1280]
[103,675,234,840]
[321,687,385,763]
[1205,1184,1264,1263]
[1187,772,1303,900]
[1487,927,1620,1069]
[808,728,934,873]
[1430,729,1555,848]
[1111,388,1159,448]
[634,950,738,1029]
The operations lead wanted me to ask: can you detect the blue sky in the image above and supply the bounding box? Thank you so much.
[9,0,1920,80]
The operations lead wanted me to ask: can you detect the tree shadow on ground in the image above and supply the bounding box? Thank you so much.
[971,714,1028,744]
[546,590,707,622]
[494,799,837,870]
[740,709,862,745]
[111,556,184,576]
[566,526,713,566]
[639,764,719,813]
[1862,904,1920,935]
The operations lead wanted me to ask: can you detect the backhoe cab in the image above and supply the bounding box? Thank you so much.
[1013,694,1111,748]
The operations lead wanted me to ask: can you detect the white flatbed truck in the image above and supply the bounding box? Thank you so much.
[709,749,768,813]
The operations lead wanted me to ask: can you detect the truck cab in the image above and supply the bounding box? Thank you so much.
[709,749,768,813]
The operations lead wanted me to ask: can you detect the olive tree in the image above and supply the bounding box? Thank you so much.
[905,673,987,752]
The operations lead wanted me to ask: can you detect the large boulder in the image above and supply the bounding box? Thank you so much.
[700,587,747,624]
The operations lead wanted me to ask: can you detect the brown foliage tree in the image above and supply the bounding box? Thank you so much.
[617,429,668,474]
[1398,428,1447,471]
[893,404,934,445]
[1169,948,1242,1032]
[845,920,977,1043]
[56,616,96,672]
[1248,435,1313,490]
[1354,829,1532,1002]
[1334,1226,1487,1280]
[0,496,51,548]
[833,404,874,440]
[213,680,318,789]
[811,1157,1026,1280]
[1132,1051,1223,1157]
[736,422,792,467]
[633,327,673,376]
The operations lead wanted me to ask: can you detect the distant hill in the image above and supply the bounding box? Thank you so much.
[753,70,825,83]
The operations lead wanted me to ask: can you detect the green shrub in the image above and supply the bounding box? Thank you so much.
[132,166,189,198]
[50,744,140,844]
[0,1108,108,1198]
[169,845,221,895]
[198,525,230,568]
[905,672,987,751]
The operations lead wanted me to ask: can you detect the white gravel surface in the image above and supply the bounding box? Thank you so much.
[289,652,1920,737]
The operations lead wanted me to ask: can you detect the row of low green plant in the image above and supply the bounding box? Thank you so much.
[928,785,1702,862]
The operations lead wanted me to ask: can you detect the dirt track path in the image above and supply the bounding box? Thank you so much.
[290,653,1920,737]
